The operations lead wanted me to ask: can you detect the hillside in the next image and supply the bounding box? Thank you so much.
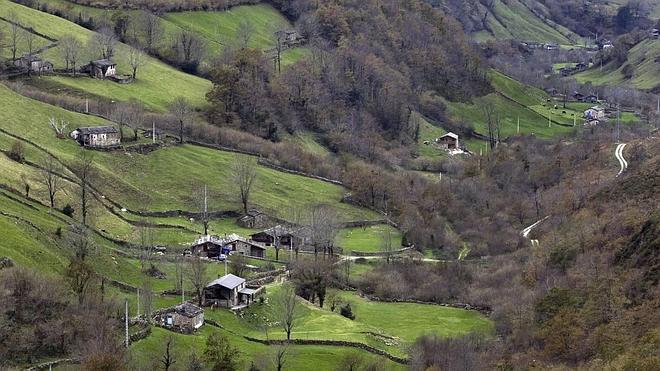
[575,38,660,90]
[442,0,579,44]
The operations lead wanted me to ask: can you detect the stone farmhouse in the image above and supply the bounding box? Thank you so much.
[237,209,270,229]
[436,132,459,150]
[203,274,261,308]
[190,234,266,259]
[250,225,306,249]
[70,126,120,148]
[82,59,117,79]
[155,302,204,333]
[15,54,53,73]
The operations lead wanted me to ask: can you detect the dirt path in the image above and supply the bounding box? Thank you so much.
[615,143,628,177]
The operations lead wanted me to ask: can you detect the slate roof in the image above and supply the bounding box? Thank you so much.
[206,274,246,290]
[439,132,459,140]
[192,234,265,250]
[174,302,204,318]
[76,126,118,135]
[91,59,116,67]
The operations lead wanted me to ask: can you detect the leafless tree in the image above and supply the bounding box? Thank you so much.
[230,157,258,214]
[111,102,132,142]
[169,96,192,143]
[59,35,82,75]
[140,282,153,318]
[23,29,35,56]
[273,344,289,371]
[137,11,164,52]
[39,155,64,209]
[306,204,339,257]
[381,228,394,264]
[7,12,21,61]
[229,253,249,277]
[272,26,288,73]
[236,19,255,48]
[67,224,95,261]
[48,117,69,138]
[482,102,500,150]
[272,282,301,340]
[174,30,204,66]
[188,183,211,235]
[71,149,96,227]
[187,258,208,307]
[89,27,117,59]
[126,101,145,141]
[128,47,145,79]
[161,336,176,371]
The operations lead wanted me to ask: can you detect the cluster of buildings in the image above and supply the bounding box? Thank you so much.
[14,54,127,82]
[559,62,588,76]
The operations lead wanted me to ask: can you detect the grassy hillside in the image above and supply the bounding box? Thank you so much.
[0,0,211,111]
[469,0,579,44]
[575,38,660,90]
[0,83,378,223]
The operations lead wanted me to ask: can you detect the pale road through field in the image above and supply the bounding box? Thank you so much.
[615,143,628,177]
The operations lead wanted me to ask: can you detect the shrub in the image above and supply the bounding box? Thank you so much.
[8,141,25,163]
[62,204,75,217]
[355,257,368,264]
[340,303,355,320]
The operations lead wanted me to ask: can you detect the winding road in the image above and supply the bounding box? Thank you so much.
[615,143,628,177]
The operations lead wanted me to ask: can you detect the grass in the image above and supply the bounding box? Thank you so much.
[0,0,211,111]
[574,39,660,90]
[0,83,378,223]
[336,224,403,253]
[130,326,406,370]
[204,284,493,357]
[474,0,579,45]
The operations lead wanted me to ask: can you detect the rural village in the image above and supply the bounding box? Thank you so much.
[0,0,658,370]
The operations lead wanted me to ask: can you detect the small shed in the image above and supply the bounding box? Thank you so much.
[156,302,204,333]
[237,209,270,229]
[436,132,459,150]
[70,126,120,148]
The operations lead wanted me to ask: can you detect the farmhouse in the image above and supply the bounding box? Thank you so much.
[203,274,261,308]
[584,94,598,103]
[70,126,121,148]
[155,302,204,333]
[435,132,459,150]
[15,54,53,73]
[573,92,585,101]
[250,225,304,249]
[237,209,269,229]
[584,106,605,120]
[190,234,266,258]
[82,59,117,79]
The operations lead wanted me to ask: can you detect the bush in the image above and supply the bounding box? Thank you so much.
[8,141,25,163]
[340,303,355,320]
[354,257,368,264]
[62,204,75,217]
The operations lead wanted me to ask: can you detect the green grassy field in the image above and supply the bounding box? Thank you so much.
[0,0,211,111]
[336,224,403,253]
[575,39,660,90]
[0,83,378,223]
[203,285,493,358]
[472,0,579,44]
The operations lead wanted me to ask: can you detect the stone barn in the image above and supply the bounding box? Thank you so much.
[190,234,266,259]
[70,126,120,148]
[83,59,117,79]
[436,132,459,150]
[156,302,204,333]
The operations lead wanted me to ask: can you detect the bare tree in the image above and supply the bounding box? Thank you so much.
[161,336,176,371]
[188,183,211,235]
[169,96,192,143]
[173,30,205,67]
[126,101,145,141]
[89,27,117,59]
[39,155,64,209]
[230,157,258,214]
[482,102,500,150]
[381,228,394,264]
[306,204,339,257]
[111,102,132,142]
[236,19,254,48]
[48,117,69,138]
[140,281,153,319]
[187,258,208,307]
[229,253,248,277]
[25,29,35,54]
[7,12,21,61]
[71,149,95,227]
[59,35,82,75]
[273,344,289,371]
[128,47,145,79]
[272,282,301,340]
[272,26,288,73]
[137,11,164,52]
